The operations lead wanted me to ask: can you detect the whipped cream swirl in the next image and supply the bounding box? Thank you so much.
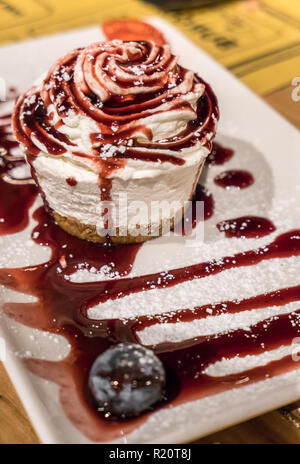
[13,40,218,168]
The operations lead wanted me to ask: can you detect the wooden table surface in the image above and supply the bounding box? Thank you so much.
[0,82,299,444]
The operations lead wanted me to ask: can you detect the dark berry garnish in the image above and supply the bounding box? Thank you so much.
[88,343,166,419]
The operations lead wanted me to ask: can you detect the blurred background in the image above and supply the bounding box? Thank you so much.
[0,0,299,444]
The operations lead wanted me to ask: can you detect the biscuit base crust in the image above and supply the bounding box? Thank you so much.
[52,211,177,244]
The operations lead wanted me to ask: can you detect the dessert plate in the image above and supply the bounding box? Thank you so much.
[0,18,300,444]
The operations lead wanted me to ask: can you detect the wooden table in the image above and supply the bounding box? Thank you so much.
[0,82,300,444]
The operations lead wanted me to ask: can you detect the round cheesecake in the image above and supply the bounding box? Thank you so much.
[13,40,219,243]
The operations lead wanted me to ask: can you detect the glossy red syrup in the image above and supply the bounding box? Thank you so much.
[0,202,299,441]
[181,184,214,235]
[214,169,254,189]
[84,228,300,313]
[66,176,77,187]
[114,285,300,340]
[0,112,37,235]
[182,142,232,235]
[217,216,276,239]
[207,142,234,166]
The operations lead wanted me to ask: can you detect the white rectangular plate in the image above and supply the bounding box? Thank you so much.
[0,18,300,444]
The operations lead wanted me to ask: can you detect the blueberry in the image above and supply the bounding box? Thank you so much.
[88,343,166,419]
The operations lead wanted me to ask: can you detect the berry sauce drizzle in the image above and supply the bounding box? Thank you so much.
[1,108,300,441]
[0,201,299,441]
[0,108,37,235]
[217,216,276,239]
[181,184,214,235]
[207,142,234,166]
[214,169,254,189]
[66,176,77,187]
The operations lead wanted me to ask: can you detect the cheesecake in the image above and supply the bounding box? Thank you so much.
[13,40,219,243]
